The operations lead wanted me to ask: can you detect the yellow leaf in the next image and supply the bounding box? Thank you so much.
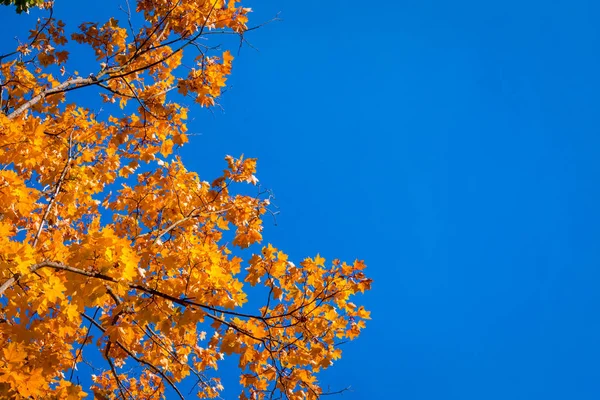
[2,342,27,365]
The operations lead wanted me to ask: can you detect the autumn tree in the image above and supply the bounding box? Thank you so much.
[0,1,372,399]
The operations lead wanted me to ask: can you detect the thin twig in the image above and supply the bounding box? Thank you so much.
[69,307,101,382]
[32,132,73,247]
[81,312,185,400]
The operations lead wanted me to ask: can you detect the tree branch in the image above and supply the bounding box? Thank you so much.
[81,312,185,400]
[8,76,99,119]
[0,260,339,328]
[32,132,73,248]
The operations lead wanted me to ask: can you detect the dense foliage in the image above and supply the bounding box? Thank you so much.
[0,1,371,398]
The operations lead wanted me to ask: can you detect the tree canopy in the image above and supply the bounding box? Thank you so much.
[0,1,372,399]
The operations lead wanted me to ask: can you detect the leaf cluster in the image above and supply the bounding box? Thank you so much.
[0,1,372,399]
[1,0,45,14]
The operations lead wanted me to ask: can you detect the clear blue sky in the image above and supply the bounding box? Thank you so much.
[196,1,600,398]
[198,0,600,400]
[5,0,600,398]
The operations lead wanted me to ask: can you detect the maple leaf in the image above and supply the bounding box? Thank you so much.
[2,342,27,365]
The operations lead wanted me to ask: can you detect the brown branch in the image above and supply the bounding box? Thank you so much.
[0,260,250,320]
[69,307,100,382]
[0,258,341,330]
[124,0,180,65]
[319,386,352,396]
[0,132,77,295]
[0,8,55,62]
[1,259,348,398]
[134,206,231,244]
[133,321,214,391]
[5,3,270,120]
[102,0,220,84]
[81,312,185,400]
[8,76,99,119]
[32,133,73,248]
[105,343,130,400]
[105,285,122,306]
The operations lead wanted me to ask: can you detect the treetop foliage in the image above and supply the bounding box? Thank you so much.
[0,1,372,398]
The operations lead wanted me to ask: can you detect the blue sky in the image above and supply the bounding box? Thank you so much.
[199,1,600,398]
[5,0,600,398]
